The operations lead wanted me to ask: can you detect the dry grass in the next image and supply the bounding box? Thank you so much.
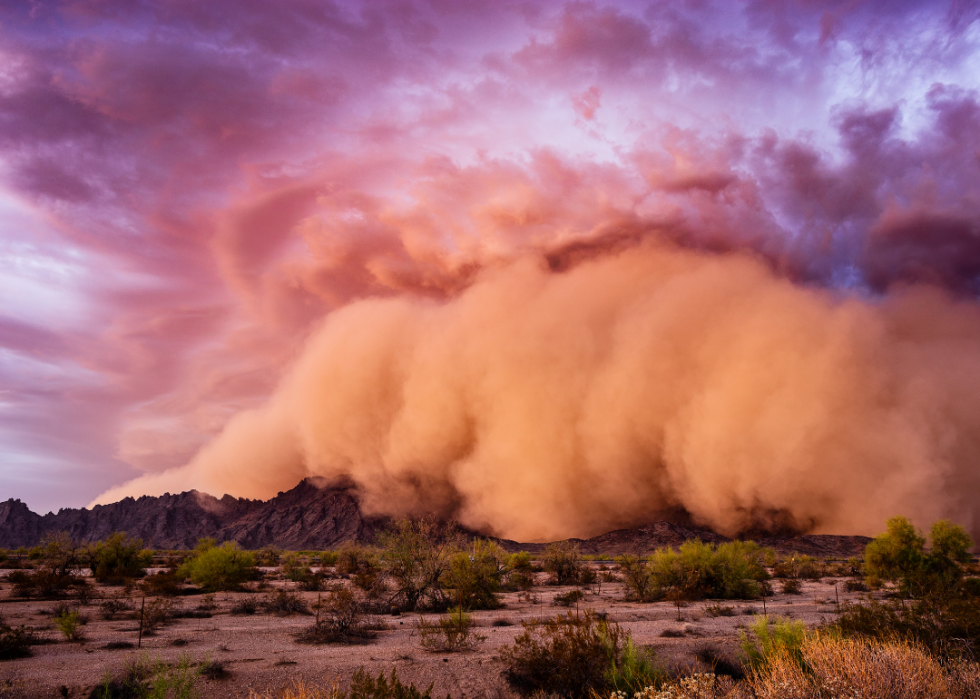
[249,683,345,699]
[624,635,980,699]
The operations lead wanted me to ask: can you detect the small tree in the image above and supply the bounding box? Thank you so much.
[86,532,152,584]
[443,539,508,610]
[865,516,973,597]
[543,541,583,585]
[377,519,462,611]
[178,541,256,592]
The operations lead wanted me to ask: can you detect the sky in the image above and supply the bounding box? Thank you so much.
[2,1,980,539]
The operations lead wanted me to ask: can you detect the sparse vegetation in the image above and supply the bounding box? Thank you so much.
[377,518,463,611]
[86,532,153,584]
[443,539,507,610]
[299,588,375,644]
[54,606,86,641]
[178,540,256,592]
[91,652,200,699]
[418,606,486,652]
[264,589,311,615]
[543,541,584,585]
[501,610,626,699]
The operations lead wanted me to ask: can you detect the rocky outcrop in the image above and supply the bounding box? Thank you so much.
[0,477,385,550]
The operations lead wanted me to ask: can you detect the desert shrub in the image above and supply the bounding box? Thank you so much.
[543,541,584,585]
[620,554,657,602]
[704,604,737,617]
[553,590,584,607]
[35,532,82,577]
[506,552,535,591]
[299,572,328,591]
[442,539,507,610]
[845,579,869,593]
[8,569,83,598]
[54,608,85,642]
[377,519,462,611]
[230,597,258,615]
[299,588,375,644]
[772,553,821,580]
[833,595,980,660]
[256,546,283,567]
[0,625,39,660]
[865,516,972,597]
[418,606,486,652]
[281,552,313,583]
[739,615,806,671]
[606,637,667,695]
[178,540,256,592]
[500,610,625,699]
[349,668,442,699]
[100,598,135,620]
[143,597,180,632]
[91,652,200,699]
[264,589,311,615]
[87,532,153,584]
[140,570,184,597]
[336,545,382,593]
[781,579,803,594]
[651,540,770,601]
[319,551,339,567]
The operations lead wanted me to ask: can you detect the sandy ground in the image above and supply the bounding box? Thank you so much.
[0,568,877,699]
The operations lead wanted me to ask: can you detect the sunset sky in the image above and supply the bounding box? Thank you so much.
[2,1,980,535]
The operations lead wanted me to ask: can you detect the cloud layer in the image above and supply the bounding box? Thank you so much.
[1,1,979,537]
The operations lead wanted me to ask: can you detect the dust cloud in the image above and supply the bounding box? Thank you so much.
[94,240,980,542]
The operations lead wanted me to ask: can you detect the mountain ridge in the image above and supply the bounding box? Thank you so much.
[0,478,871,557]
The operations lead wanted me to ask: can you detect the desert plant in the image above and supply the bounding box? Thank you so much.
[143,597,180,632]
[256,546,283,567]
[376,518,462,611]
[553,590,584,607]
[506,552,536,591]
[100,598,136,620]
[140,570,184,597]
[8,568,84,599]
[740,615,806,671]
[865,516,972,597]
[178,540,256,592]
[500,610,625,699]
[87,532,153,584]
[264,589,311,615]
[606,637,667,694]
[781,578,803,594]
[299,588,375,644]
[319,551,339,567]
[704,604,737,617]
[773,553,821,580]
[91,652,200,699]
[543,541,584,585]
[54,608,85,642]
[230,597,259,615]
[418,606,486,652]
[442,539,508,610]
[645,539,770,602]
[281,552,313,583]
[0,625,39,660]
[619,554,657,602]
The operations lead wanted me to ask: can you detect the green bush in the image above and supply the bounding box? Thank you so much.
[772,553,821,580]
[87,532,153,584]
[606,637,666,695]
[619,554,657,602]
[506,552,535,591]
[255,546,282,567]
[640,540,770,602]
[178,540,256,592]
[543,541,584,585]
[740,616,807,671]
[500,610,625,699]
[348,668,444,699]
[319,550,339,566]
[442,539,507,610]
[91,652,200,699]
[418,606,486,652]
[54,608,85,642]
[281,552,313,582]
[864,516,972,597]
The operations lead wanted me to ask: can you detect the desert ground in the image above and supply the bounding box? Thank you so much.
[0,564,874,699]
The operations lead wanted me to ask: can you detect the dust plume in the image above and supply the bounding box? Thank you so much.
[94,240,980,542]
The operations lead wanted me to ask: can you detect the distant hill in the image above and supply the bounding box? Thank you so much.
[0,478,871,557]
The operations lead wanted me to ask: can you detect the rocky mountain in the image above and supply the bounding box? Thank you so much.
[0,478,871,557]
[0,477,387,550]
